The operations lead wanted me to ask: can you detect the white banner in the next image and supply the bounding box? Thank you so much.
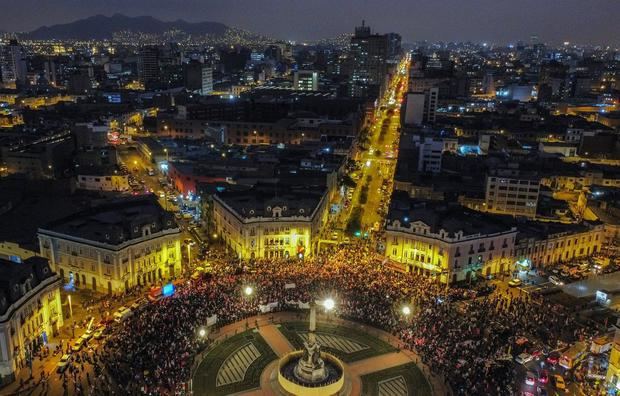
[259,302,279,313]
[207,315,218,327]
[284,283,296,289]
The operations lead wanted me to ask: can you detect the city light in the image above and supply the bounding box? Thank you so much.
[198,327,206,337]
[244,286,254,296]
[323,298,335,311]
[402,306,411,316]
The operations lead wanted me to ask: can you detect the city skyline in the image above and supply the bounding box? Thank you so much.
[2,0,620,45]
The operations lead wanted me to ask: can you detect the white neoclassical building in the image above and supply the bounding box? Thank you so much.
[37,196,182,293]
[0,256,63,387]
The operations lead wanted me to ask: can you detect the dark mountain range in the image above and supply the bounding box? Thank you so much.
[25,14,228,40]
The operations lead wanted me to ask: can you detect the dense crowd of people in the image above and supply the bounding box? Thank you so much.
[100,243,591,395]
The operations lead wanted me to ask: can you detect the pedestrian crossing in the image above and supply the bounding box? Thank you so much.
[378,375,408,396]
[216,343,261,387]
[297,332,369,353]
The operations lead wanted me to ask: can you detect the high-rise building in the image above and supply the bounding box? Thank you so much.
[385,33,402,61]
[139,46,160,88]
[349,21,388,98]
[201,65,213,95]
[294,70,319,91]
[0,39,27,87]
[183,60,213,95]
[43,58,57,86]
[403,87,438,125]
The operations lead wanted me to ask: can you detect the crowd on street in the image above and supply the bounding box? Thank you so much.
[99,243,595,395]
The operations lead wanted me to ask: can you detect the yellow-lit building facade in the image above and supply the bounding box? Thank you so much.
[385,197,518,284]
[386,221,517,284]
[514,223,604,268]
[0,256,63,387]
[37,197,182,293]
[212,186,329,259]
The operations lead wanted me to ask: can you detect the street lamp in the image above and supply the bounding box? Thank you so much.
[244,286,254,296]
[401,306,411,316]
[186,242,193,269]
[198,327,206,338]
[323,298,335,311]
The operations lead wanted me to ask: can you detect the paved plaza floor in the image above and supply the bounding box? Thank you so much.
[191,312,445,396]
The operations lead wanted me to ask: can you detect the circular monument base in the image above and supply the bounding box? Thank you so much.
[271,351,349,396]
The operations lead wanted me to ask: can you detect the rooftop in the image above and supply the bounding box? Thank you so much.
[215,184,326,220]
[387,191,515,237]
[39,196,178,245]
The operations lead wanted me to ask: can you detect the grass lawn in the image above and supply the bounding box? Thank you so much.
[192,330,277,396]
[361,363,432,396]
[277,321,396,363]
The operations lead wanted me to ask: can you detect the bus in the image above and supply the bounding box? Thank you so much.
[559,341,587,369]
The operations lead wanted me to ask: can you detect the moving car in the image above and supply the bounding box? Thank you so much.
[538,370,549,384]
[56,354,71,373]
[508,278,522,287]
[525,372,536,386]
[546,352,560,365]
[515,352,533,365]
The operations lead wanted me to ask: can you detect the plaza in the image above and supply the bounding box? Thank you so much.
[190,312,436,396]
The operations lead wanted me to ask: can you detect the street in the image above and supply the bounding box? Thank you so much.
[333,55,410,237]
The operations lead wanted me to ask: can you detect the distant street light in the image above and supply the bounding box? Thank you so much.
[244,286,254,296]
[402,306,411,316]
[198,327,206,338]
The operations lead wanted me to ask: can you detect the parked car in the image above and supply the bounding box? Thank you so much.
[113,307,132,323]
[71,337,85,352]
[130,298,147,312]
[56,354,71,373]
[93,325,106,340]
[508,279,522,287]
[553,375,566,391]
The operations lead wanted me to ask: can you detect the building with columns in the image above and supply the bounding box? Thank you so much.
[0,256,63,387]
[37,197,182,294]
[514,221,605,268]
[212,184,329,259]
[385,192,517,284]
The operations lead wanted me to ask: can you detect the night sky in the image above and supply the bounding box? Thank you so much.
[3,0,619,45]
